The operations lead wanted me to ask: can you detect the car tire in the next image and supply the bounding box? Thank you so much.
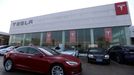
[50,65,64,75]
[4,59,14,72]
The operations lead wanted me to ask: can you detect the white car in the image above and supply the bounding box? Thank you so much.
[60,49,79,57]
[0,46,18,55]
[53,47,79,57]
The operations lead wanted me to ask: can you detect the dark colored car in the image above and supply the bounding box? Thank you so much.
[3,46,82,75]
[87,48,110,64]
[108,45,134,64]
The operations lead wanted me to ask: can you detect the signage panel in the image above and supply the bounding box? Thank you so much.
[46,32,52,43]
[115,2,128,15]
[69,30,76,43]
[104,28,112,42]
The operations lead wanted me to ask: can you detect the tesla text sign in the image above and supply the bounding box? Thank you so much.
[12,20,33,27]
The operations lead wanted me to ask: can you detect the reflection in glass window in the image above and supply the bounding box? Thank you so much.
[42,31,62,47]
[65,29,91,51]
[28,48,40,54]
[65,30,77,49]
[24,33,41,46]
[77,29,91,50]
[94,28,106,48]
[10,34,24,46]
[24,33,32,46]
[94,26,126,48]
[112,27,126,45]
[31,33,41,46]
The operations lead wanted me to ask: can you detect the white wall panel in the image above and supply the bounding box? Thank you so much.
[9,3,132,34]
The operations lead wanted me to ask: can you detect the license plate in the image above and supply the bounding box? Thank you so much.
[96,59,102,62]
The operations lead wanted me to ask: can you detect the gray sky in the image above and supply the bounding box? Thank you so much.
[0,0,134,33]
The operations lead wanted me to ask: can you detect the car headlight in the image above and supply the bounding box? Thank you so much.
[88,54,94,58]
[104,55,109,59]
[66,61,78,66]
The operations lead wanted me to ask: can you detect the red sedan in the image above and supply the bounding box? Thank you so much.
[3,46,82,75]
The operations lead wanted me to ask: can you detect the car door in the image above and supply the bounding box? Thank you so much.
[114,46,123,57]
[26,47,50,73]
[109,46,122,60]
[13,47,30,69]
[109,46,117,60]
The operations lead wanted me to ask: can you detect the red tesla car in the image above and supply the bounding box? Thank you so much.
[3,46,82,75]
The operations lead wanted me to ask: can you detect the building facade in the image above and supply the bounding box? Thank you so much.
[9,2,132,50]
[129,26,134,45]
[0,32,9,45]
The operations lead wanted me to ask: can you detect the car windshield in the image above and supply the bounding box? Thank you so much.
[38,47,60,55]
[89,48,106,53]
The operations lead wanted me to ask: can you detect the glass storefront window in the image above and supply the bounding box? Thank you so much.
[24,33,41,46]
[112,27,126,45]
[24,33,32,46]
[10,34,24,46]
[42,31,62,47]
[65,29,91,52]
[94,26,126,48]
[65,30,77,49]
[77,29,91,51]
[31,33,41,46]
[94,28,106,48]
[84,29,91,49]
[9,26,127,50]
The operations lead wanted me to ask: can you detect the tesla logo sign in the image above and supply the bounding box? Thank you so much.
[115,2,128,15]
[69,30,76,43]
[46,32,52,43]
[104,28,112,42]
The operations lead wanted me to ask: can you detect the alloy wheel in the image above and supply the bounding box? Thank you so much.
[4,59,13,71]
[51,65,64,75]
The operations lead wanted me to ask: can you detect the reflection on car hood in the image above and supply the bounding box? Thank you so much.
[58,54,80,62]
[60,50,78,56]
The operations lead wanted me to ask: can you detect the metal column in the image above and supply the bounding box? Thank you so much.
[62,31,65,49]
[40,32,43,46]
[90,28,94,45]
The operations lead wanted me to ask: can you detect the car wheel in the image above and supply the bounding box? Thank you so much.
[51,65,64,75]
[4,59,14,72]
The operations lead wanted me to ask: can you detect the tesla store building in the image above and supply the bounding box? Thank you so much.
[9,2,132,50]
